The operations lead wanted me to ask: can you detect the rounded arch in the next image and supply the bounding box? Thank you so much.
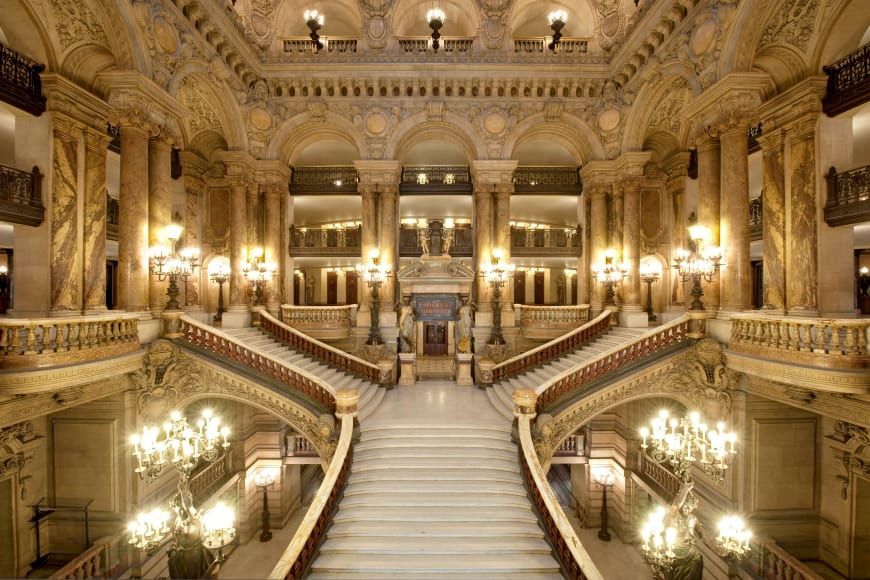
[386,113,485,161]
[621,73,699,154]
[0,0,58,70]
[509,0,595,38]
[267,114,367,164]
[390,0,479,37]
[271,0,363,39]
[503,114,605,164]
[809,2,870,72]
[171,67,247,151]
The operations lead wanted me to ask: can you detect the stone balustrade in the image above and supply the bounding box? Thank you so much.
[729,313,869,369]
[512,37,589,54]
[0,314,140,369]
[515,304,590,339]
[287,433,318,457]
[189,456,230,503]
[0,162,44,226]
[745,537,823,580]
[48,538,107,579]
[280,304,355,340]
[638,452,681,500]
[283,37,358,54]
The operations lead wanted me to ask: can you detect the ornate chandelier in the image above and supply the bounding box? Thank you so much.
[427,8,445,52]
[547,10,567,51]
[304,9,325,51]
[149,224,200,311]
[591,248,628,308]
[672,225,724,311]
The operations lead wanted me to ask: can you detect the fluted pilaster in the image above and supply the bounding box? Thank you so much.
[148,133,173,315]
[696,136,721,312]
[787,115,819,314]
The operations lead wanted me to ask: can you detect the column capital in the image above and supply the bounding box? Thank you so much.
[43,73,111,132]
[787,113,819,142]
[471,160,518,184]
[98,70,188,133]
[354,159,401,184]
[758,76,825,132]
[84,126,112,152]
[52,114,84,142]
[681,72,772,136]
[756,126,786,151]
[216,150,257,181]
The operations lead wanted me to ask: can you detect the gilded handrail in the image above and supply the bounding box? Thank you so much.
[518,415,603,580]
[269,413,354,579]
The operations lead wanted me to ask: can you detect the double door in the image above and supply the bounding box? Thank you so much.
[423,322,447,356]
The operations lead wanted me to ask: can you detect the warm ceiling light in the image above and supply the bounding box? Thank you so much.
[427,9,445,52]
[304,9,324,52]
[548,10,567,51]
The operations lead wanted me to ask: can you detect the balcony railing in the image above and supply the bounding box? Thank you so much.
[283,36,358,54]
[107,195,119,241]
[637,452,681,500]
[823,43,870,117]
[511,226,581,257]
[399,224,474,257]
[0,43,46,115]
[286,433,318,457]
[280,304,356,340]
[288,225,361,257]
[400,165,472,194]
[189,455,230,503]
[289,166,358,194]
[749,196,762,241]
[743,537,824,580]
[397,37,475,53]
[515,304,590,340]
[0,163,43,226]
[824,164,870,226]
[513,37,589,54]
[513,166,581,194]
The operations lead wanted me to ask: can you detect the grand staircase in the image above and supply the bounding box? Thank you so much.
[486,325,648,420]
[222,327,385,420]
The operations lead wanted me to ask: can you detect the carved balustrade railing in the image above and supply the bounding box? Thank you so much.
[535,316,692,412]
[283,36,359,54]
[729,313,869,370]
[512,38,589,54]
[401,165,470,184]
[553,434,585,457]
[178,315,337,412]
[513,166,581,194]
[824,164,870,226]
[271,413,354,580]
[0,42,46,115]
[287,433,318,457]
[0,314,140,369]
[637,452,681,500]
[48,537,110,580]
[0,163,43,226]
[397,37,475,53]
[518,415,602,580]
[823,42,870,117]
[280,304,356,340]
[515,304,590,339]
[260,310,384,385]
[399,224,474,257]
[485,311,612,385]
[511,226,582,256]
[189,455,230,503]
[749,196,763,241]
[106,195,119,241]
[288,225,361,256]
[289,166,358,194]
[742,536,823,580]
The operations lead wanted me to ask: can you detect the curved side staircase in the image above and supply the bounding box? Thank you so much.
[223,327,385,420]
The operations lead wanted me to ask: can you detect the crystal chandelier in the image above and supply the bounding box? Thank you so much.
[673,224,724,311]
[639,409,735,481]
[243,247,278,306]
[304,9,325,51]
[356,249,391,345]
[547,10,567,51]
[427,8,445,52]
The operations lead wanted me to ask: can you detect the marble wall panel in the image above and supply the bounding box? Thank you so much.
[50,128,81,313]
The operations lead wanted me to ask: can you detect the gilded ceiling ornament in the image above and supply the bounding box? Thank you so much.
[48,0,110,51]
[759,0,819,52]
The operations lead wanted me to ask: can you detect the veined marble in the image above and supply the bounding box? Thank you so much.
[760,130,786,310]
[83,131,109,312]
[50,123,81,314]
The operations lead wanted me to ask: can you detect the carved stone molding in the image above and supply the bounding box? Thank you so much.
[742,375,870,429]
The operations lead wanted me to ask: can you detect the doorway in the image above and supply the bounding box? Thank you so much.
[326,271,338,305]
[423,322,448,356]
[346,270,358,304]
[534,271,545,304]
[514,271,526,304]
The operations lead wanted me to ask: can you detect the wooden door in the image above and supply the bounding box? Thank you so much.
[534,271,545,304]
[294,274,302,305]
[326,271,338,305]
[571,274,578,305]
[424,322,447,356]
[345,270,358,304]
[751,261,763,309]
[514,271,526,305]
[106,260,118,309]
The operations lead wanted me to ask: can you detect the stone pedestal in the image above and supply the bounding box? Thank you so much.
[398,353,416,386]
[364,343,385,363]
[476,356,495,388]
[455,353,474,386]
[486,342,509,363]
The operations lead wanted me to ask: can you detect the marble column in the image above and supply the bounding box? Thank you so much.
[576,195,590,305]
[359,184,378,314]
[229,182,249,307]
[610,183,624,252]
[473,184,494,308]
[183,175,204,311]
[50,117,83,315]
[719,125,751,313]
[758,129,786,311]
[264,182,282,311]
[786,116,819,314]
[148,135,173,315]
[667,175,687,306]
[379,184,398,306]
[589,184,609,311]
[247,183,261,253]
[622,179,641,309]
[697,136,721,312]
[494,182,513,308]
[82,127,110,314]
[118,119,150,314]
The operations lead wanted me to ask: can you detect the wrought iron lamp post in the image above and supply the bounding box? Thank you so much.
[594,469,615,542]
[243,247,277,307]
[149,224,200,311]
[481,248,515,346]
[254,471,276,542]
[591,248,628,309]
[427,9,445,52]
[637,409,751,579]
[548,10,567,51]
[673,225,724,312]
[304,9,324,51]
[127,409,235,579]
[357,249,391,345]
[208,258,230,325]
[640,261,662,322]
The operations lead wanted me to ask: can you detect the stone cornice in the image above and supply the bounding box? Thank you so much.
[215,150,258,179]
[96,70,189,127]
[681,72,774,132]
[354,160,401,184]
[0,351,144,395]
[726,349,870,395]
[254,159,291,184]
[757,76,826,133]
[42,74,111,130]
[579,160,617,185]
[471,160,518,184]
[613,151,654,177]
[180,150,210,178]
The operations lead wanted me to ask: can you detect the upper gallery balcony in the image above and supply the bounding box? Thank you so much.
[288,223,361,257]
[400,165,472,194]
[823,42,870,117]
[0,163,43,226]
[0,42,45,116]
[824,164,870,227]
[512,166,581,194]
[290,166,359,195]
[510,224,581,257]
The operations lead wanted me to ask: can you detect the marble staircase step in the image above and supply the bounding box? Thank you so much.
[309,572,563,579]
[343,479,527,495]
[354,438,516,453]
[353,447,518,461]
[337,492,532,509]
[333,505,538,524]
[310,554,561,574]
[325,520,544,538]
[351,457,520,471]
[318,536,553,555]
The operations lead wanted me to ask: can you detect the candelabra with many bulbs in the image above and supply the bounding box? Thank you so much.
[127,409,235,579]
[640,260,662,322]
[591,248,629,308]
[547,10,567,51]
[208,257,230,325]
[673,225,724,311]
[427,8,445,51]
[357,249,391,345]
[243,247,277,306]
[304,9,324,51]
[149,224,200,311]
[480,248,515,345]
[637,409,751,579]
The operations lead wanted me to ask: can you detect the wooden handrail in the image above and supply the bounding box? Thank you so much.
[178,315,336,412]
[518,415,603,580]
[269,413,354,579]
[261,310,382,384]
[535,316,692,412]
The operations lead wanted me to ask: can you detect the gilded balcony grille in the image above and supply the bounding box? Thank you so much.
[513,38,589,54]
[397,37,475,53]
[823,43,870,116]
[289,225,361,256]
[511,226,581,257]
[0,163,44,226]
[513,166,581,194]
[824,164,870,227]
[749,196,762,241]
[106,195,120,241]
[399,224,474,257]
[400,165,472,193]
[0,43,46,116]
[283,37,358,53]
[289,166,358,194]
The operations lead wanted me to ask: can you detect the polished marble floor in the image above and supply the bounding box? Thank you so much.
[366,380,507,427]
[219,508,306,579]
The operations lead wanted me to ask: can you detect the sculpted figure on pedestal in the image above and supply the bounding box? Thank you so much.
[398,296,416,353]
[456,296,475,354]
